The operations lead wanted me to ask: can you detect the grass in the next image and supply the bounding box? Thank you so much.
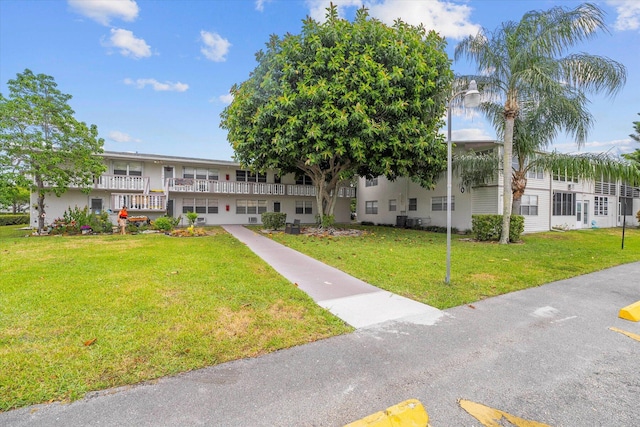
[0,226,351,411]
[267,225,640,309]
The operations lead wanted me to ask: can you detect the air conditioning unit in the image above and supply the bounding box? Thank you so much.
[567,184,574,191]
[196,217,206,225]
[248,217,258,224]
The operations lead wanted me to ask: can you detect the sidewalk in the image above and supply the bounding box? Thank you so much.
[221,225,444,328]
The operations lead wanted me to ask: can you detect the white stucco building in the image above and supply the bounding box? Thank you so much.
[30,151,355,228]
[356,141,639,233]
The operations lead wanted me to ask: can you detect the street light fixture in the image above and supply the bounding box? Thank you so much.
[446,80,480,284]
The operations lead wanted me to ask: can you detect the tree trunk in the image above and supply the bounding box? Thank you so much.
[500,115,515,244]
[511,170,528,215]
[37,192,46,234]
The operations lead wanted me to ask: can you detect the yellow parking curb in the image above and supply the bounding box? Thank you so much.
[344,399,429,427]
[619,300,640,322]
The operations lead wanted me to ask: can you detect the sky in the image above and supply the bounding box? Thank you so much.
[1,0,639,161]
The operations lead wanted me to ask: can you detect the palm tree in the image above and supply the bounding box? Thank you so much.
[622,113,640,165]
[455,3,626,243]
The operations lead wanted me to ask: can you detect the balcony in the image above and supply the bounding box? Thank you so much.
[111,193,166,212]
[165,178,355,198]
[95,174,148,192]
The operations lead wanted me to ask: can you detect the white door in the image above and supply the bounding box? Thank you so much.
[583,201,589,227]
[576,202,582,229]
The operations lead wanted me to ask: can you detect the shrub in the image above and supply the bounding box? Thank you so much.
[472,214,524,242]
[261,212,287,230]
[185,211,199,227]
[0,214,29,226]
[152,216,180,232]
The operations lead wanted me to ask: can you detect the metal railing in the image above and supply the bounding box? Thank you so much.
[112,194,166,211]
[96,175,147,191]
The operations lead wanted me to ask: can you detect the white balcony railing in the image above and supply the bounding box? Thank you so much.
[96,175,147,191]
[287,185,316,196]
[165,178,351,198]
[112,194,166,211]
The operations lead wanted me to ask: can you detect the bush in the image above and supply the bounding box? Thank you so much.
[472,214,524,242]
[152,216,180,232]
[261,212,286,230]
[185,211,199,226]
[0,214,29,226]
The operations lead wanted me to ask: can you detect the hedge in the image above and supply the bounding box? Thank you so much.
[0,214,30,226]
[472,214,524,242]
[261,212,287,230]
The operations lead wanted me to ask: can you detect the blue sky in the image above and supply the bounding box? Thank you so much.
[1,0,639,161]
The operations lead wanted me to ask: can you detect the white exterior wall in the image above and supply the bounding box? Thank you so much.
[356,141,639,234]
[30,152,353,228]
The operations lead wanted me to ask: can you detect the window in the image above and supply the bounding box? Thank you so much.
[183,198,195,214]
[553,169,578,183]
[620,183,639,198]
[388,199,397,212]
[553,192,575,216]
[295,200,313,214]
[208,199,218,214]
[527,168,543,180]
[519,195,538,216]
[273,201,281,213]
[295,175,313,186]
[183,167,195,179]
[594,196,608,216]
[113,161,142,176]
[365,201,378,214]
[194,168,218,180]
[365,177,378,187]
[236,200,247,214]
[237,199,267,214]
[408,198,417,211]
[195,199,207,214]
[90,198,102,214]
[236,170,266,182]
[431,196,454,212]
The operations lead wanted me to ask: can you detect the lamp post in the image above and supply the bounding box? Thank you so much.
[446,80,480,284]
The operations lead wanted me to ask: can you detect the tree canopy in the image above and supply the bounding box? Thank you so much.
[0,69,106,232]
[455,2,626,243]
[220,6,453,222]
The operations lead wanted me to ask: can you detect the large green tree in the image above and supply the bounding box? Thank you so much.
[455,3,626,243]
[0,69,106,233]
[220,6,453,223]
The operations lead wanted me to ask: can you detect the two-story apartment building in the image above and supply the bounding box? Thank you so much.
[356,141,639,233]
[30,151,355,228]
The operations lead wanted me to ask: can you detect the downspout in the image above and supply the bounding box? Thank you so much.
[548,173,553,231]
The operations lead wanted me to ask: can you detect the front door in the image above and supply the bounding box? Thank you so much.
[163,166,174,184]
[583,201,589,227]
[167,199,174,217]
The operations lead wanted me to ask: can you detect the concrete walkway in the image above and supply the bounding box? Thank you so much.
[221,225,444,328]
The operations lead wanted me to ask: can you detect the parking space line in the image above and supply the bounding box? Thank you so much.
[609,327,640,342]
[459,399,551,427]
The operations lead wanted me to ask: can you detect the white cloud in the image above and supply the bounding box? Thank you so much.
[200,31,231,62]
[68,0,139,26]
[305,0,480,39]
[108,131,141,143]
[255,0,272,12]
[219,93,234,104]
[606,0,640,31]
[103,28,151,59]
[124,78,189,92]
[306,0,362,21]
[554,138,636,155]
[451,127,493,141]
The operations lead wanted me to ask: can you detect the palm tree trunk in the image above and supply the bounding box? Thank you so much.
[500,116,515,244]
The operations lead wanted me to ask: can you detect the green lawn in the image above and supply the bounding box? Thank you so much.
[268,225,640,308]
[0,226,351,411]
